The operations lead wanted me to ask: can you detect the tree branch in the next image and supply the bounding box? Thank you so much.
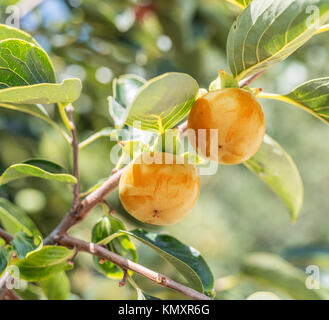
[0,228,13,244]
[0,288,23,300]
[44,168,124,244]
[59,234,212,301]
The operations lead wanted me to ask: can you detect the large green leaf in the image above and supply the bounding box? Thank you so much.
[114,74,146,108]
[40,271,70,300]
[0,24,39,46]
[0,102,70,142]
[128,277,161,300]
[0,79,82,105]
[92,216,137,279]
[227,0,252,10]
[241,252,329,300]
[125,72,199,132]
[122,229,215,297]
[12,231,42,259]
[281,77,329,124]
[0,159,77,186]
[13,246,74,281]
[244,135,303,222]
[227,0,329,80]
[0,198,40,237]
[0,39,56,88]
[109,74,146,128]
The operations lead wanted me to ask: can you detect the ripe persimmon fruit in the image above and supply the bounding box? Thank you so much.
[119,152,200,225]
[187,88,265,164]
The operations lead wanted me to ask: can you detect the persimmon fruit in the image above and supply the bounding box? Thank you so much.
[187,88,265,165]
[119,152,200,225]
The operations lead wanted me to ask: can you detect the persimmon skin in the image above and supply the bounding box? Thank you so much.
[119,152,200,225]
[187,88,265,165]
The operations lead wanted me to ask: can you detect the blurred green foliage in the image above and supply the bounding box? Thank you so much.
[0,0,329,299]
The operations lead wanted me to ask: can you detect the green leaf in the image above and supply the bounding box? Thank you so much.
[40,271,70,300]
[13,246,74,281]
[227,0,329,81]
[0,198,41,237]
[120,140,150,159]
[0,245,11,276]
[108,97,127,128]
[109,74,146,128]
[227,0,252,10]
[0,102,70,142]
[12,231,42,259]
[128,277,161,300]
[137,291,161,300]
[125,72,199,132]
[244,135,303,222]
[0,102,48,117]
[122,229,215,296]
[0,39,55,88]
[283,77,329,124]
[92,216,137,279]
[0,159,77,186]
[241,252,329,300]
[0,79,82,105]
[209,70,239,90]
[114,74,146,108]
[0,24,39,46]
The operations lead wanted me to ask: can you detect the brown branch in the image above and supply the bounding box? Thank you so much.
[0,288,23,300]
[66,104,80,209]
[0,228,13,244]
[44,168,124,244]
[59,234,212,301]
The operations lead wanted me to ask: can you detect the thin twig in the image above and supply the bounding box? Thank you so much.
[238,70,265,88]
[59,234,212,301]
[66,104,80,209]
[0,288,23,300]
[103,200,115,215]
[119,269,128,287]
[0,228,13,244]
